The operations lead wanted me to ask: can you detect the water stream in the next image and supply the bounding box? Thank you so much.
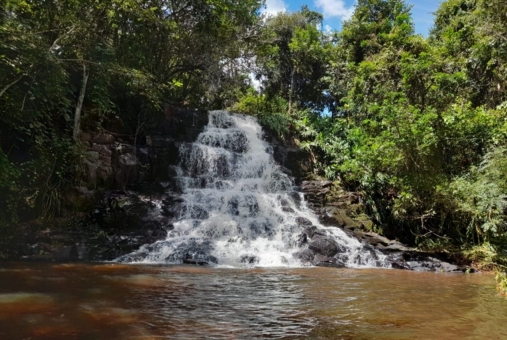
[118,111,385,268]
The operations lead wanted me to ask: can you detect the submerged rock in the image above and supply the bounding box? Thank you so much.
[183,251,218,266]
[239,255,260,264]
[313,255,346,268]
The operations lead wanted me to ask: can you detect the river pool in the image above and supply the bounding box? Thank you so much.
[0,263,505,339]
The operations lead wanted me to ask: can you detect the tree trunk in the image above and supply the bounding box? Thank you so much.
[73,64,89,141]
[288,67,295,115]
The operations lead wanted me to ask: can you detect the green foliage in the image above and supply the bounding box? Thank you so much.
[496,271,507,296]
[230,90,291,138]
[258,0,507,255]
[1,0,507,274]
[254,7,334,112]
[0,0,264,230]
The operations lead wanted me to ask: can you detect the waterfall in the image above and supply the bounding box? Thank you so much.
[117,111,387,268]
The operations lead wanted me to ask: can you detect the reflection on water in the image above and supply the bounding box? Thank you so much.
[0,263,505,339]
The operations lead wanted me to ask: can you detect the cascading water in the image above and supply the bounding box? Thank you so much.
[118,111,388,268]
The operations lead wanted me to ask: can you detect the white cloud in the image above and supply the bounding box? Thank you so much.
[262,0,287,16]
[314,0,354,20]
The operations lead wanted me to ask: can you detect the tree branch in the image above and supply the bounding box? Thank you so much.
[50,26,77,52]
[0,74,24,99]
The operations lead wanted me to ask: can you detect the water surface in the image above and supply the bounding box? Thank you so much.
[0,262,504,339]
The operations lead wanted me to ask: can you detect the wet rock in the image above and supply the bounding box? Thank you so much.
[308,236,343,257]
[239,255,260,264]
[296,233,308,247]
[295,217,313,227]
[385,252,472,272]
[270,145,313,179]
[294,249,314,262]
[313,255,346,268]
[391,261,412,270]
[282,206,295,213]
[182,251,218,265]
[303,226,318,239]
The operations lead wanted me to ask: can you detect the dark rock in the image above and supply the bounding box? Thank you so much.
[385,252,472,272]
[99,154,112,167]
[115,153,138,186]
[83,159,98,185]
[63,187,97,211]
[295,217,313,227]
[303,226,318,239]
[146,136,175,148]
[391,261,412,270]
[239,255,260,264]
[297,233,308,247]
[92,134,115,145]
[182,251,218,265]
[78,132,93,142]
[84,150,99,162]
[270,144,313,179]
[313,255,346,268]
[53,245,79,261]
[92,143,113,157]
[308,236,343,257]
[156,105,209,142]
[97,166,112,182]
[294,249,314,262]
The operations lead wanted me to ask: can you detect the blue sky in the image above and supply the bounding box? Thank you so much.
[262,0,442,36]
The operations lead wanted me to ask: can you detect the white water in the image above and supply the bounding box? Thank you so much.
[120,111,386,268]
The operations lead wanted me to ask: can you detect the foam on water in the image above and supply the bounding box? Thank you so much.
[118,111,387,268]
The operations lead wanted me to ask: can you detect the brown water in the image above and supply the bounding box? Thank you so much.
[0,263,505,339]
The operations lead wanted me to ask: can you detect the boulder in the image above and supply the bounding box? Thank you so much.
[295,217,313,227]
[92,134,115,145]
[322,207,360,228]
[78,132,93,142]
[239,255,260,264]
[182,251,218,265]
[294,249,315,262]
[313,255,346,268]
[92,143,113,157]
[84,150,99,162]
[308,236,343,257]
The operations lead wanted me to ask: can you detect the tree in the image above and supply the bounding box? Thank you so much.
[254,7,333,113]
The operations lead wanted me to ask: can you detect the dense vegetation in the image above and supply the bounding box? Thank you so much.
[1,0,506,287]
